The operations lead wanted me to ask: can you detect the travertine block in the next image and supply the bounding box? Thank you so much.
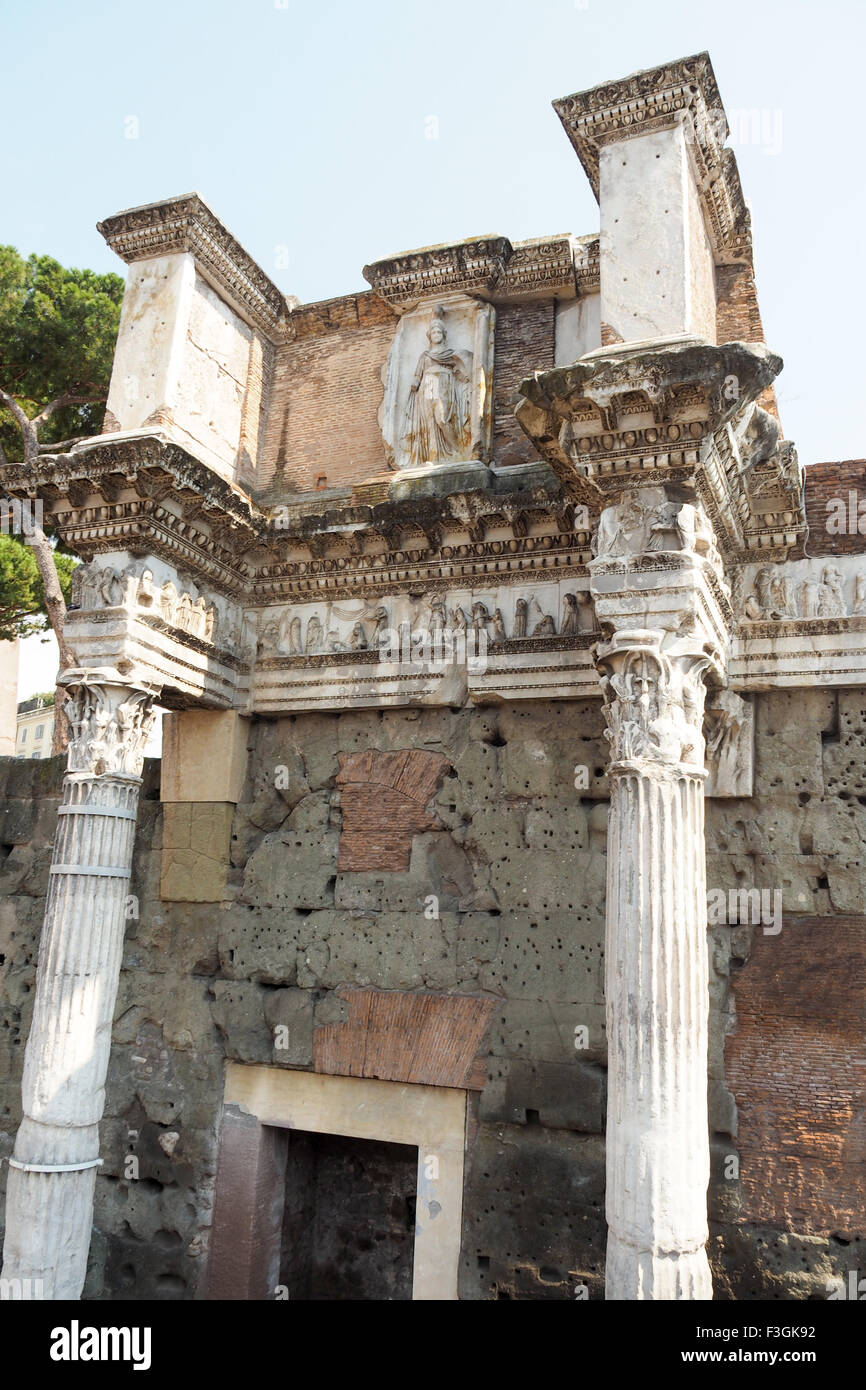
[161,710,249,804]
[160,802,234,902]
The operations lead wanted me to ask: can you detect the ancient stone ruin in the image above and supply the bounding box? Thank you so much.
[0,52,863,1301]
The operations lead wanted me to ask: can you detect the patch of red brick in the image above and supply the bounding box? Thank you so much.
[336,749,451,872]
[314,986,494,1090]
[801,459,866,557]
[725,916,866,1238]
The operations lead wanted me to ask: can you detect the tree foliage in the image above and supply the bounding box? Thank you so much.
[0,245,124,459]
[0,245,122,670]
[0,534,76,642]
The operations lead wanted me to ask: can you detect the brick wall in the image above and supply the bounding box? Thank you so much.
[715,259,779,422]
[492,301,555,467]
[725,916,866,1240]
[802,459,866,557]
[257,293,397,496]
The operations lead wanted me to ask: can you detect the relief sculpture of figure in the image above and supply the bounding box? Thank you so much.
[561,592,580,636]
[428,597,447,634]
[402,307,472,467]
[854,574,866,616]
[647,500,684,552]
[818,564,846,618]
[305,615,324,654]
[160,580,178,625]
[799,575,821,618]
[470,601,490,633]
[70,560,102,611]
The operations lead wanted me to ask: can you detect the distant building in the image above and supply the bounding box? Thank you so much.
[15,695,54,758]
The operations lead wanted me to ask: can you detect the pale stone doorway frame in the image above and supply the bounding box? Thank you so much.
[215,1063,468,1301]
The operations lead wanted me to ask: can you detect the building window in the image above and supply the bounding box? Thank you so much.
[32,751,40,760]
[35,724,44,739]
[20,727,26,742]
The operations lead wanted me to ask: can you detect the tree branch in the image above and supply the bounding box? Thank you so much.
[38,435,88,453]
[0,386,36,456]
[31,391,106,430]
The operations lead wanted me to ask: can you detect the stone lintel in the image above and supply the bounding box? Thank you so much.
[553,51,751,266]
[98,193,289,341]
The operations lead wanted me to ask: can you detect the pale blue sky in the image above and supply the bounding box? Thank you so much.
[3,0,864,694]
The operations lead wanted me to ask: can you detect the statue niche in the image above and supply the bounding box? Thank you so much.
[401,307,472,468]
[379,296,494,472]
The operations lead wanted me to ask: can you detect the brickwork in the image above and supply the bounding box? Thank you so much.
[802,459,866,557]
[335,749,450,871]
[715,261,766,345]
[493,301,555,467]
[725,916,866,1240]
[257,298,397,497]
[715,259,779,421]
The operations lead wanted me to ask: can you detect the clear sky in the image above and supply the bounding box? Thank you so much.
[2,0,864,695]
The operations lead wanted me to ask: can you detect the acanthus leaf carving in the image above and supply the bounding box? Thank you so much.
[62,671,158,779]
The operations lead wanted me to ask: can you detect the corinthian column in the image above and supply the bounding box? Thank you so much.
[2,669,157,1299]
[589,490,729,1300]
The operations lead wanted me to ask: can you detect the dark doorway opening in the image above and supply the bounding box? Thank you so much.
[279,1130,418,1300]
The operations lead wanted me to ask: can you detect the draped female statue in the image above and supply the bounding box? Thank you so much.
[401,307,472,467]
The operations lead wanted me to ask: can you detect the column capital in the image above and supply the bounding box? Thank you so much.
[59,667,160,779]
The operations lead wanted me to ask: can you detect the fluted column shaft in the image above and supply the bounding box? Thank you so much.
[2,670,156,1299]
[604,758,711,1298]
[587,489,731,1300]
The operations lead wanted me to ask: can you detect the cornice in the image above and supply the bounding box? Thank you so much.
[98,193,290,341]
[1,436,595,604]
[363,233,598,310]
[553,52,751,265]
[363,236,513,310]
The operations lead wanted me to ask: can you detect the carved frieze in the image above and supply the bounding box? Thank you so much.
[254,582,597,666]
[736,556,866,624]
[71,560,219,644]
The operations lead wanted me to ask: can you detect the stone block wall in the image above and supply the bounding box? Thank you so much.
[0,688,864,1300]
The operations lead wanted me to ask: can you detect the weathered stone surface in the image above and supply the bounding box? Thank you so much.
[479,1058,606,1133]
[2,674,865,1302]
[160,802,234,903]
